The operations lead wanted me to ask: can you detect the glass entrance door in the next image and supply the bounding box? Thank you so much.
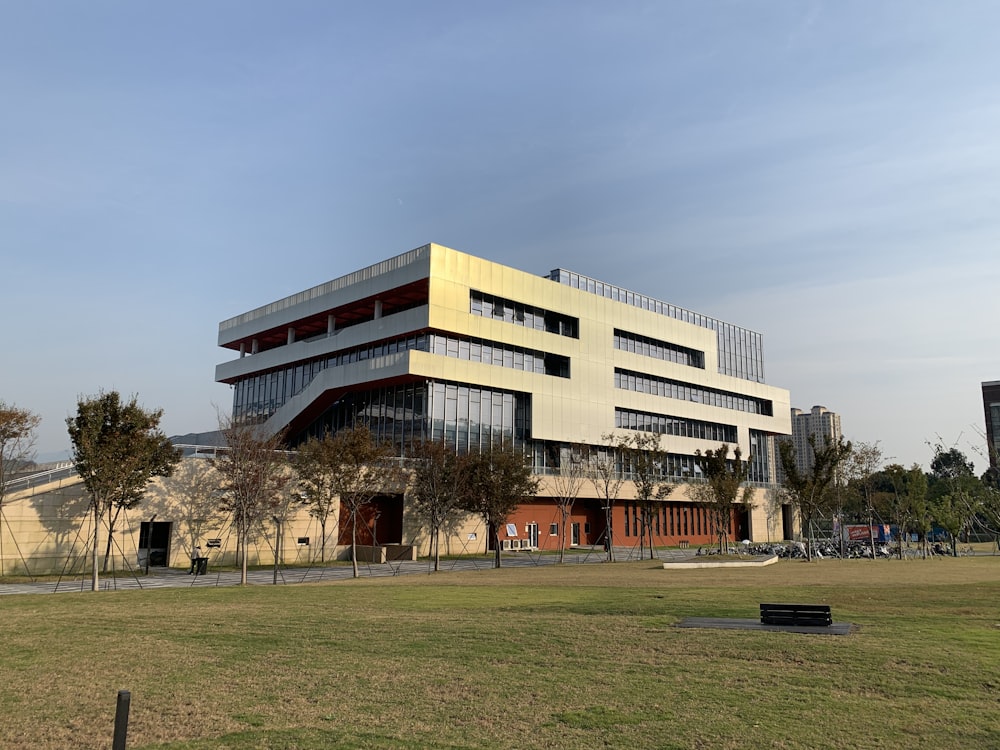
[527,523,539,549]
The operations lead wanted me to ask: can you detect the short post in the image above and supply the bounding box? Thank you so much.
[113,689,131,750]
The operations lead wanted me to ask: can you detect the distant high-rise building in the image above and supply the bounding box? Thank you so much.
[982,381,1000,469]
[778,405,842,477]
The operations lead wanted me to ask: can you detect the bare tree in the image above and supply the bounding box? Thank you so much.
[690,444,754,554]
[884,463,928,559]
[589,433,627,561]
[293,434,342,563]
[548,444,587,563]
[408,439,468,571]
[623,433,674,559]
[778,435,853,561]
[843,440,884,559]
[0,402,42,576]
[324,425,403,578]
[66,391,181,590]
[462,441,540,569]
[210,418,290,585]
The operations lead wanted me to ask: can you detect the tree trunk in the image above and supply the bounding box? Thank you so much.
[91,504,100,592]
[868,511,877,561]
[102,505,125,572]
[351,512,359,578]
[433,528,440,572]
[320,519,326,563]
[647,515,656,560]
[103,533,112,572]
[559,512,567,564]
[605,506,615,562]
[240,528,248,585]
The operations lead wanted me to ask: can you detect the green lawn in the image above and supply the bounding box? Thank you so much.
[2,558,998,749]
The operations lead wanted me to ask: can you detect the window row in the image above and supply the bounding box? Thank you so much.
[470,290,579,338]
[295,380,532,457]
[298,382,429,452]
[615,408,736,443]
[548,269,720,328]
[232,331,569,423]
[614,330,705,369]
[747,430,773,484]
[714,320,766,384]
[614,368,773,415]
[431,333,570,378]
[232,334,430,423]
[623,502,728,538]
[547,268,765,382]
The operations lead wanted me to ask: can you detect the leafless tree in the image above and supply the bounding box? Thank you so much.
[461,441,540,568]
[589,433,627,561]
[293,434,342,563]
[623,433,674,559]
[843,440,885,558]
[408,439,468,571]
[548,444,587,563]
[323,425,404,578]
[209,417,290,585]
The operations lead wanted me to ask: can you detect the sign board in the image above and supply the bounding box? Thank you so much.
[843,525,891,542]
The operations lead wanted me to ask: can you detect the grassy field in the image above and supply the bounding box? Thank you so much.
[1,557,998,749]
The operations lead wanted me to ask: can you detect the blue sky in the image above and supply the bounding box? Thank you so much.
[3,1,998,471]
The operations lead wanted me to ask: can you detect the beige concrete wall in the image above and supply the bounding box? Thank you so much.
[1,463,795,576]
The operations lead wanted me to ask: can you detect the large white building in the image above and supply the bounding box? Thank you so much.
[215,243,794,550]
[0,243,797,576]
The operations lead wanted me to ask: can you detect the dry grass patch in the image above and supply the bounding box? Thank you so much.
[1,557,998,749]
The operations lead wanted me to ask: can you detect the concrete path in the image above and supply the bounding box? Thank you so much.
[0,546,694,596]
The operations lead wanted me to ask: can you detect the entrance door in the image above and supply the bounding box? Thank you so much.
[526,523,539,549]
[571,522,580,546]
[782,504,795,541]
[139,521,172,567]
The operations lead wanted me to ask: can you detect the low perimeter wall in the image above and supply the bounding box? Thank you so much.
[352,545,417,563]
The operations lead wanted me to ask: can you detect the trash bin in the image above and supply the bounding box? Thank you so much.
[196,557,208,575]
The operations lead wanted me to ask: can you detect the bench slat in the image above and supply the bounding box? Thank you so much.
[760,603,832,627]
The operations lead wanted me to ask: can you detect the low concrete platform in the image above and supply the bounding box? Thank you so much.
[675,617,857,635]
[663,554,779,569]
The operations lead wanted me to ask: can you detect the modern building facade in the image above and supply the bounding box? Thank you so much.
[0,244,799,576]
[214,243,793,554]
[983,381,1000,470]
[778,405,843,478]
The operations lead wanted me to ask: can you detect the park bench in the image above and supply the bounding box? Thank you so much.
[760,603,832,627]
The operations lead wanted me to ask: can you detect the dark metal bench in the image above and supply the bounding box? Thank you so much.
[760,603,832,627]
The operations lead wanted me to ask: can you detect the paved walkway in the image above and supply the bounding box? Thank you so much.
[0,546,694,596]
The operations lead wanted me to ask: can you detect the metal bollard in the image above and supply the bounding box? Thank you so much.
[113,690,131,750]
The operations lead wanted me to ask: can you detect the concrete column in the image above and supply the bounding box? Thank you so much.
[327,314,336,336]
[239,342,246,358]
[374,299,383,319]
[287,327,295,345]
[251,339,259,354]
